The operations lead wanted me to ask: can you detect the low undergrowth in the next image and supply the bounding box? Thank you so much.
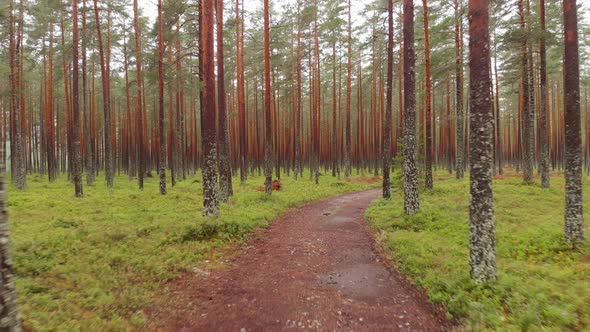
[9,171,379,331]
[366,171,590,331]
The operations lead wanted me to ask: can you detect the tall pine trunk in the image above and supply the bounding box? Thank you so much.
[72,0,83,197]
[468,0,497,283]
[332,41,337,178]
[8,0,26,190]
[294,6,302,181]
[93,0,113,187]
[454,0,465,179]
[263,0,273,195]
[519,0,534,182]
[82,0,94,185]
[563,0,585,246]
[539,0,550,188]
[217,0,233,201]
[0,145,21,330]
[383,0,394,199]
[133,0,144,190]
[403,0,419,215]
[236,0,247,183]
[345,0,352,178]
[201,0,220,216]
[157,0,167,195]
[423,0,433,189]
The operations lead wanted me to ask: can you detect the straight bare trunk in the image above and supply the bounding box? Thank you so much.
[383,0,394,199]
[403,0,419,215]
[423,0,433,189]
[93,0,113,187]
[201,0,219,216]
[468,0,497,283]
[539,0,550,188]
[455,0,465,179]
[217,0,232,201]
[72,0,83,197]
[157,0,167,195]
[263,0,273,195]
[0,145,20,330]
[563,0,584,246]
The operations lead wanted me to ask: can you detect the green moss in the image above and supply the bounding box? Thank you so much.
[366,172,590,331]
[9,172,379,331]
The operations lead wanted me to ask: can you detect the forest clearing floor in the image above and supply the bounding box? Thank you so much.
[149,189,452,331]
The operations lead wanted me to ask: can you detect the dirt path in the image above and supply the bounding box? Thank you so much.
[150,189,452,331]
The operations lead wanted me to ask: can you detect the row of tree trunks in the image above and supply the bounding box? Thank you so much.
[8,0,26,190]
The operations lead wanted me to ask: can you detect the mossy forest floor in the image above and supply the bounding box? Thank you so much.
[9,168,590,331]
[9,171,379,330]
[366,169,590,331]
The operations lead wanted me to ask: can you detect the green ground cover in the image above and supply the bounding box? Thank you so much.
[9,172,378,331]
[366,171,590,331]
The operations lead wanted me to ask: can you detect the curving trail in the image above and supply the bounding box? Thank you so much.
[150,189,452,331]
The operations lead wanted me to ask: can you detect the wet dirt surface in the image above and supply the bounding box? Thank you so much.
[149,189,452,331]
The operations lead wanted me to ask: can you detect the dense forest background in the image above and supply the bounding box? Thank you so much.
[0,0,588,330]
[1,0,590,193]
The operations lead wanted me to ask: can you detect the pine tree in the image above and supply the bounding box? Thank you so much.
[72,0,83,197]
[217,0,233,202]
[133,0,144,190]
[454,0,465,179]
[8,0,26,190]
[563,0,585,246]
[468,0,497,283]
[539,0,550,188]
[82,0,95,186]
[345,0,352,178]
[422,0,433,190]
[157,0,167,195]
[236,0,247,183]
[519,0,534,183]
[403,0,419,215]
[201,0,220,216]
[264,0,273,195]
[383,0,394,199]
[0,146,20,330]
[93,0,114,187]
